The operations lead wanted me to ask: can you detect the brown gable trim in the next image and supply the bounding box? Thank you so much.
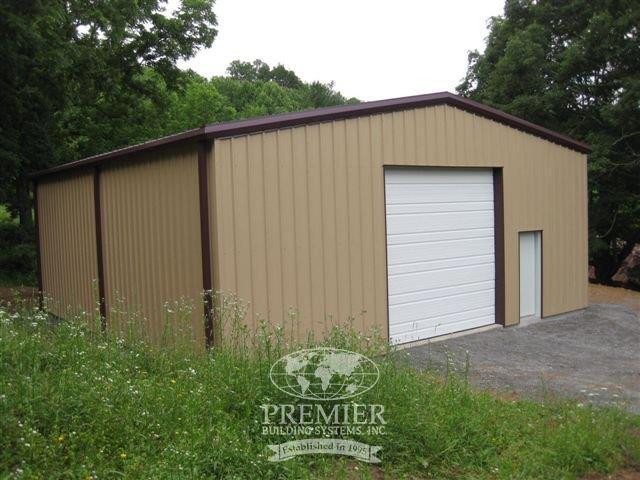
[202,93,591,154]
[444,95,591,153]
[29,92,591,179]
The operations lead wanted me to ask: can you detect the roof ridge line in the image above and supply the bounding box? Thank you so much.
[29,92,590,179]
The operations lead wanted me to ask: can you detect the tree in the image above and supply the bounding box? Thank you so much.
[225,59,359,107]
[0,0,217,226]
[162,63,360,133]
[458,0,640,285]
[227,59,303,88]
[0,1,67,226]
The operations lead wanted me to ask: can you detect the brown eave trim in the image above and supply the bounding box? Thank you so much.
[30,127,205,178]
[198,140,214,348]
[29,92,591,179]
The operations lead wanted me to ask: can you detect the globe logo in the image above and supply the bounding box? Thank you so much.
[269,348,379,400]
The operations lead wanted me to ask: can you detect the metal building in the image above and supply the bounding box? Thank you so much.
[31,92,590,347]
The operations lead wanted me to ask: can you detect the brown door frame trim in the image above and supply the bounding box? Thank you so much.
[493,168,506,326]
[198,140,214,348]
[93,167,107,329]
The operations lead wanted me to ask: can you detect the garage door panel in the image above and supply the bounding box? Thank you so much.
[388,237,495,265]
[385,168,493,184]
[387,227,494,246]
[390,310,495,343]
[389,279,494,306]
[385,167,496,343]
[389,289,495,325]
[386,210,494,234]
[386,184,493,204]
[388,263,495,296]
[389,306,495,335]
[386,201,494,215]
[388,253,495,276]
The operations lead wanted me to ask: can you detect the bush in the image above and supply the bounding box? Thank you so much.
[0,222,36,286]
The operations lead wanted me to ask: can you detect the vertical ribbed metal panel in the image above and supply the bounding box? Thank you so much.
[210,104,588,341]
[38,171,98,318]
[101,145,204,344]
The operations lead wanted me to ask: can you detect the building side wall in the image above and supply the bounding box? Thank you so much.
[38,171,98,318]
[210,104,588,341]
[100,146,205,344]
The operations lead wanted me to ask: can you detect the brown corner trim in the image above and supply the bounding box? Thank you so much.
[93,167,107,329]
[198,140,214,348]
[33,181,44,310]
[493,168,505,326]
[540,230,544,318]
[29,92,591,180]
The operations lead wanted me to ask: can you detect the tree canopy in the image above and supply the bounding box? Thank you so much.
[0,0,217,225]
[458,0,640,284]
[0,0,356,231]
[171,60,358,129]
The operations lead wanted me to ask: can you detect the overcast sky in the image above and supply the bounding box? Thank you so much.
[175,0,505,101]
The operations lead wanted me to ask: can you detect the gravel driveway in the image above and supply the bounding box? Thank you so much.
[403,304,640,412]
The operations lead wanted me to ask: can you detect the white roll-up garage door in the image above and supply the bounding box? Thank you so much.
[385,168,495,344]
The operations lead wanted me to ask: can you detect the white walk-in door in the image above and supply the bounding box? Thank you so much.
[385,168,496,344]
[519,231,541,318]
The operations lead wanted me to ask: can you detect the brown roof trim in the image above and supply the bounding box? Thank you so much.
[30,92,591,178]
[30,127,205,178]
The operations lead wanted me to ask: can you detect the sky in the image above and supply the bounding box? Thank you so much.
[175,0,505,101]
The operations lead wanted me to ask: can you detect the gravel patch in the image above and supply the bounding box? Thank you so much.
[403,304,640,412]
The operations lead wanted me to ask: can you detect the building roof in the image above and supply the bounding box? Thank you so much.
[30,91,591,179]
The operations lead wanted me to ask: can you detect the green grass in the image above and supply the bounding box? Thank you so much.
[0,297,638,479]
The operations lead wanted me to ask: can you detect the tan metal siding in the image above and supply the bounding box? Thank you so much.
[100,146,205,344]
[210,104,588,341]
[38,172,98,318]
